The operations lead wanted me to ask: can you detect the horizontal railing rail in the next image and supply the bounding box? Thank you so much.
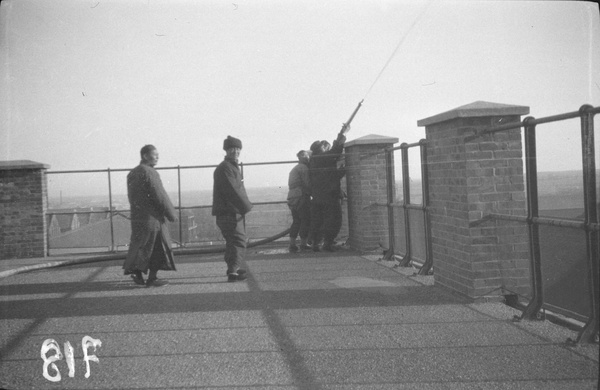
[479,105,600,135]
[45,200,289,215]
[472,213,599,231]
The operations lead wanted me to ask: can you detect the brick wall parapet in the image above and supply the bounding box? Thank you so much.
[344,134,398,252]
[418,101,530,301]
[0,160,50,259]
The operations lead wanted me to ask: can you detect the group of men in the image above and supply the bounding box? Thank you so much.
[122,125,349,287]
[286,125,350,253]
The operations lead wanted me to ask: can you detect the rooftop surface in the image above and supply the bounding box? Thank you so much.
[0,248,598,389]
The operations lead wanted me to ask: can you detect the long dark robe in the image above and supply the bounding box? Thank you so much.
[123,162,177,275]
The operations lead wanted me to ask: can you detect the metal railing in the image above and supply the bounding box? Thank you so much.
[373,104,598,343]
[382,140,433,275]
[472,104,599,344]
[45,160,302,254]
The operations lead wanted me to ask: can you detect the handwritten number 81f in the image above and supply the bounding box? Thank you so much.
[41,336,102,382]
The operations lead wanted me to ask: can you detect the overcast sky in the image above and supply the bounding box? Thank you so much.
[1,0,599,196]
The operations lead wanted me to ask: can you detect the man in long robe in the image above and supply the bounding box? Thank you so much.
[123,145,177,287]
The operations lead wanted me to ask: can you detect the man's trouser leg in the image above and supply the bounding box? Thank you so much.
[309,201,325,247]
[323,199,342,246]
[216,214,247,274]
[289,207,301,241]
[297,196,311,241]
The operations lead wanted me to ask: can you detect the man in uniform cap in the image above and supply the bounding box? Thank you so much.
[212,136,253,281]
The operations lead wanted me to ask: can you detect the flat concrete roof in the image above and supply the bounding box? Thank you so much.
[345,134,399,148]
[0,250,596,388]
[0,160,50,171]
[417,101,530,127]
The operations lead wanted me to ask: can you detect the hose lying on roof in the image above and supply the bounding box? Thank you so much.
[175,228,291,255]
[0,228,291,279]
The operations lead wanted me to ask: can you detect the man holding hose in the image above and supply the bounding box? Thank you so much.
[309,124,350,252]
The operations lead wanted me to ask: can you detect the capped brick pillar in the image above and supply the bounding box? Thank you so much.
[0,160,50,259]
[345,134,399,251]
[417,101,530,301]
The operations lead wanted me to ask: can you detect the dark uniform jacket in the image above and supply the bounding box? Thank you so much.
[212,158,253,216]
[309,132,347,203]
[287,161,311,209]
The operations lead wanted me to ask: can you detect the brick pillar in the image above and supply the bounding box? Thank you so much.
[345,134,398,252]
[0,160,50,259]
[417,101,530,301]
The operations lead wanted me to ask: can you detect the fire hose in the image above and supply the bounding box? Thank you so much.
[0,228,291,279]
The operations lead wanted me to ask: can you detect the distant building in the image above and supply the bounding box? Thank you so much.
[46,214,61,238]
[47,207,114,237]
[48,209,80,233]
[47,209,201,252]
[88,207,110,224]
[49,212,131,251]
[168,209,199,244]
[75,207,93,226]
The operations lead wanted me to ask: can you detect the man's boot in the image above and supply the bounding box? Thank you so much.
[146,269,169,287]
[322,240,337,252]
[288,237,299,253]
[299,237,310,251]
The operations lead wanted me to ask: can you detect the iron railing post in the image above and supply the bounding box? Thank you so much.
[240,162,246,230]
[383,146,396,260]
[45,212,50,257]
[520,116,544,321]
[107,168,115,252]
[418,139,433,275]
[575,104,599,344]
[45,186,50,256]
[398,143,412,266]
[178,165,183,247]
